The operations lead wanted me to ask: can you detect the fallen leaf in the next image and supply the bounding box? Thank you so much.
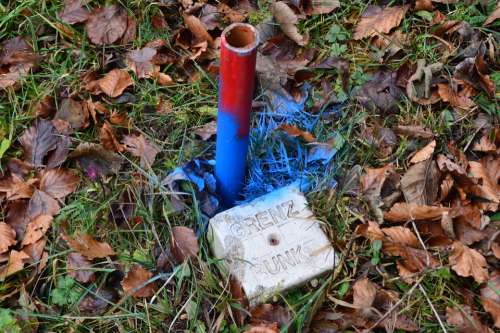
[6,201,29,241]
[194,121,217,141]
[484,2,500,26]
[27,190,61,218]
[394,125,434,139]
[384,203,449,222]
[7,158,32,177]
[121,15,136,44]
[355,220,384,241]
[353,278,376,309]
[151,14,167,30]
[109,188,136,226]
[446,305,493,333]
[19,119,58,167]
[0,222,16,253]
[353,5,409,40]
[122,134,160,169]
[0,37,37,89]
[410,140,436,164]
[78,288,116,315]
[67,252,95,283]
[468,157,500,203]
[98,69,133,98]
[70,142,122,180]
[170,226,199,263]
[22,237,46,263]
[34,95,56,118]
[183,15,214,45]
[0,174,36,200]
[449,241,488,283]
[121,264,157,298]
[355,69,404,114]
[21,215,52,246]
[279,124,316,143]
[59,0,89,24]
[85,5,128,45]
[39,169,79,199]
[305,0,340,15]
[481,270,500,328]
[100,122,123,152]
[0,250,30,280]
[62,233,115,260]
[54,98,88,130]
[244,324,279,333]
[126,47,158,79]
[401,160,440,205]
[473,135,497,153]
[218,3,246,24]
[437,83,475,111]
[455,218,486,245]
[250,304,291,329]
[405,59,442,105]
[382,226,419,248]
[271,2,309,46]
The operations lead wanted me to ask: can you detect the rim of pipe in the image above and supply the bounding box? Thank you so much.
[221,23,260,54]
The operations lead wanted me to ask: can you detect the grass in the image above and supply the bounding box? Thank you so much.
[0,0,499,332]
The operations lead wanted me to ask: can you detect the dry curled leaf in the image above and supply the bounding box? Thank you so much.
[0,222,17,254]
[382,226,419,248]
[98,69,133,98]
[250,303,291,329]
[121,264,157,298]
[85,5,128,45]
[410,140,436,164]
[67,252,95,283]
[170,226,199,263]
[446,305,493,333]
[62,233,115,260]
[279,124,316,143]
[59,0,89,25]
[21,215,52,247]
[384,203,449,222]
[354,5,409,40]
[100,122,123,152]
[305,0,340,15]
[40,169,79,199]
[437,83,475,111]
[271,2,309,46]
[473,135,497,153]
[449,241,488,283]
[183,14,214,45]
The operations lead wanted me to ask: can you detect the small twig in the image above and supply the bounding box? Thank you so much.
[418,284,448,332]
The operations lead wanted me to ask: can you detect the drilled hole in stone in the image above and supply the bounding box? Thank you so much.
[268,234,279,246]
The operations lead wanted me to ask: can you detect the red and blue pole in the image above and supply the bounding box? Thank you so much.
[216,23,259,206]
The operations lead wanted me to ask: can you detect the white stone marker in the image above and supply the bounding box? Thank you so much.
[208,184,337,305]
